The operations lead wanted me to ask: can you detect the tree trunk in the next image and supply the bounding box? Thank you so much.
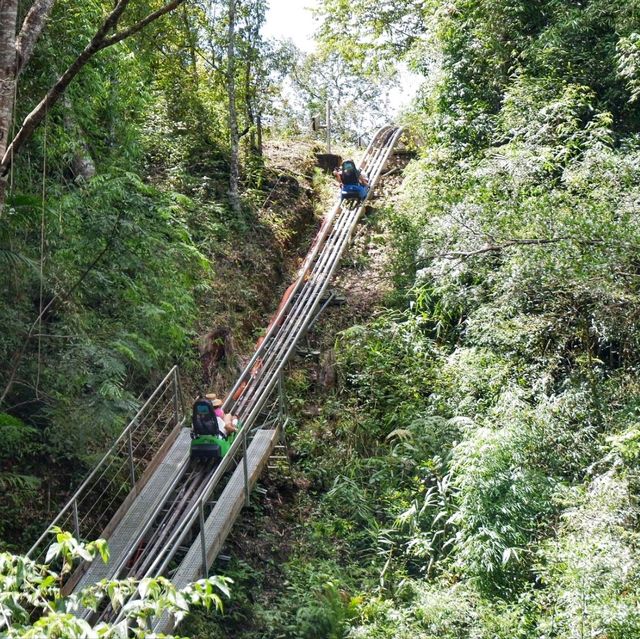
[244,58,256,153]
[63,95,96,181]
[227,0,240,214]
[15,0,56,77]
[0,0,18,208]
[0,0,186,181]
[257,112,262,156]
[182,3,199,87]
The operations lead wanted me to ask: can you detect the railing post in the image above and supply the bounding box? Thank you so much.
[73,499,80,540]
[243,430,250,507]
[199,500,208,578]
[280,416,290,451]
[277,372,285,421]
[326,99,332,153]
[173,367,181,427]
[177,368,188,420]
[128,429,136,487]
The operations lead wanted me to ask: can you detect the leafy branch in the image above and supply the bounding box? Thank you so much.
[0,528,230,637]
[438,236,608,260]
[0,209,126,406]
[2,0,188,178]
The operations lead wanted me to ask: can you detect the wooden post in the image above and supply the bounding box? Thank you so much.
[326,99,331,154]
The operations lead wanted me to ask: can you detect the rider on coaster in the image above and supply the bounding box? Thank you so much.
[205,393,238,435]
[333,159,369,201]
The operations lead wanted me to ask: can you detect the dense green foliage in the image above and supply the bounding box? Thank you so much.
[0,528,229,637]
[376,1,640,632]
[335,1,640,637]
[191,1,640,638]
[5,1,640,637]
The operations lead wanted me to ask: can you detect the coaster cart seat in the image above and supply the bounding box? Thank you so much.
[340,183,369,204]
[190,398,236,463]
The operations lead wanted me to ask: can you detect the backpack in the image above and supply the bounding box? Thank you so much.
[192,398,218,436]
[341,160,359,185]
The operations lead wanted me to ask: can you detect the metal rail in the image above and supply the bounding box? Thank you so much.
[64,125,404,628]
[221,126,396,410]
[129,125,403,586]
[28,366,187,567]
[230,127,400,424]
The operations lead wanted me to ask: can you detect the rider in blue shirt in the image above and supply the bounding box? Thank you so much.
[333,160,369,201]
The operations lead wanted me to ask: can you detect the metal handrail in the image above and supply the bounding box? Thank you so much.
[27,365,185,559]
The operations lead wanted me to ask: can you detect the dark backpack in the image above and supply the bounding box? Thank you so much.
[341,160,359,185]
[192,398,218,436]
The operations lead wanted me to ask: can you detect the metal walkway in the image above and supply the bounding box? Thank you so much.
[70,429,191,609]
[28,125,404,632]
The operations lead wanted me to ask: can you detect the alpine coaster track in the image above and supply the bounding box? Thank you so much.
[27,125,404,634]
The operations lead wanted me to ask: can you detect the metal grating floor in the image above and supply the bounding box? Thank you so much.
[73,428,191,593]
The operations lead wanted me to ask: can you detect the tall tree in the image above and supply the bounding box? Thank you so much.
[238,0,267,158]
[0,0,19,198]
[315,0,428,75]
[15,0,57,77]
[0,0,54,192]
[227,0,240,214]
[291,49,391,144]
